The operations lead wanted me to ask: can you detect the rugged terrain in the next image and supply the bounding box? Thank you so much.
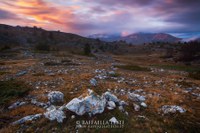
[0,47,200,133]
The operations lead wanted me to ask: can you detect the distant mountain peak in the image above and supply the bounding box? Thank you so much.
[88,32,181,44]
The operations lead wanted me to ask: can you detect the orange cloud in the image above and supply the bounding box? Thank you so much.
[0,0,78,32]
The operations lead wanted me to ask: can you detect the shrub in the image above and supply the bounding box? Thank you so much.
[84,43,91,56]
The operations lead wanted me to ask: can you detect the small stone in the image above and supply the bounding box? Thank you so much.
[140,102,147,108]
[119,100,128,106]
[104,91,119,103]
[90,78,97,86]
[71,115,75,119]
[107,101,116,109]
[133,103,140,111]
[118,106,124,112]
[128,92,146,102]
[16,70,27,76]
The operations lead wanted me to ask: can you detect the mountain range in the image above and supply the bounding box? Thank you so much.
[88,33,182,44]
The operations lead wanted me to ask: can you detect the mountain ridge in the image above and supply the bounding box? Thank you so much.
[88,33,181,44]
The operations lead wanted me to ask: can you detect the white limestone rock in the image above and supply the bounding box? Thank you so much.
[107,101,116,109]
[44,106,66,123]
[8,101,26,110]
[48,91,64,104]
[161,105,186,114]
[66,94,106,116]
[140,102,147,108]
[90,78,97,86]
[128,92,146,102]
[12,114,42,125]
[104,91,119,103]
[133,103,140,111]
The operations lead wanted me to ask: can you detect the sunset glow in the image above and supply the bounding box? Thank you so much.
[0,0,200,36]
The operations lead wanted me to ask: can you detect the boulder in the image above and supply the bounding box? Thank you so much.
[12,114,42,125]
[48,91,64,104]
[66,94,106,116]
[161,105,186,114]
[44,106,66,123]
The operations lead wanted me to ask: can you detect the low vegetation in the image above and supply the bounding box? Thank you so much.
[115,65,150,71]
[0,80,30,105]
[152,64,200,72]
[188,71,200,80]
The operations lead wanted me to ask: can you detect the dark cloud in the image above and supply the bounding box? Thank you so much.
[85,0,156,7]
[0,0,200,34]
[0,9,18,19]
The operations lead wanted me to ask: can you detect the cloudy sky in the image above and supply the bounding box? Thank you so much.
[0,0,200,37]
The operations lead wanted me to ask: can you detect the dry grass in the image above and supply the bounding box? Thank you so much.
[0,52,199,133]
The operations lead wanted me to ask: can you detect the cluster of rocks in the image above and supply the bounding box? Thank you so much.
[11,90,126,124]
[161,105,186,114]
[65,90,126,116]
[128,92,147,111]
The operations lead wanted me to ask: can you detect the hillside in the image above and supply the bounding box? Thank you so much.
[0,24,100,47]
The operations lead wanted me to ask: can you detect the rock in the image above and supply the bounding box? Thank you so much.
[161,105,186,114]
[107,101,116,109]
[65,91,124,116]
[118,106,124,112]
[12,114,42,125]
[90,78,97,86]
[31,99,48,108]
[71,115,75,119]
[119,100,128,106]
[140,102,147,108]
[104,91,119,103]
[44,106,66,123]
[109,117,119,124]
[125,111,129,116]
[48,91,64,104]
[108,71,115,75]
[65,98,86,115]
[88,89,93,95]
[16,70,27,76]
[133,103,140,111]
[66,94,106,116]
[8,101,26,110]
[128,92,146,102]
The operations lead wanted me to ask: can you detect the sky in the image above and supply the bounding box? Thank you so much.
[0,0,200,38]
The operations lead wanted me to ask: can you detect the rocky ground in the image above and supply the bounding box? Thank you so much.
[0,50,200,133]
